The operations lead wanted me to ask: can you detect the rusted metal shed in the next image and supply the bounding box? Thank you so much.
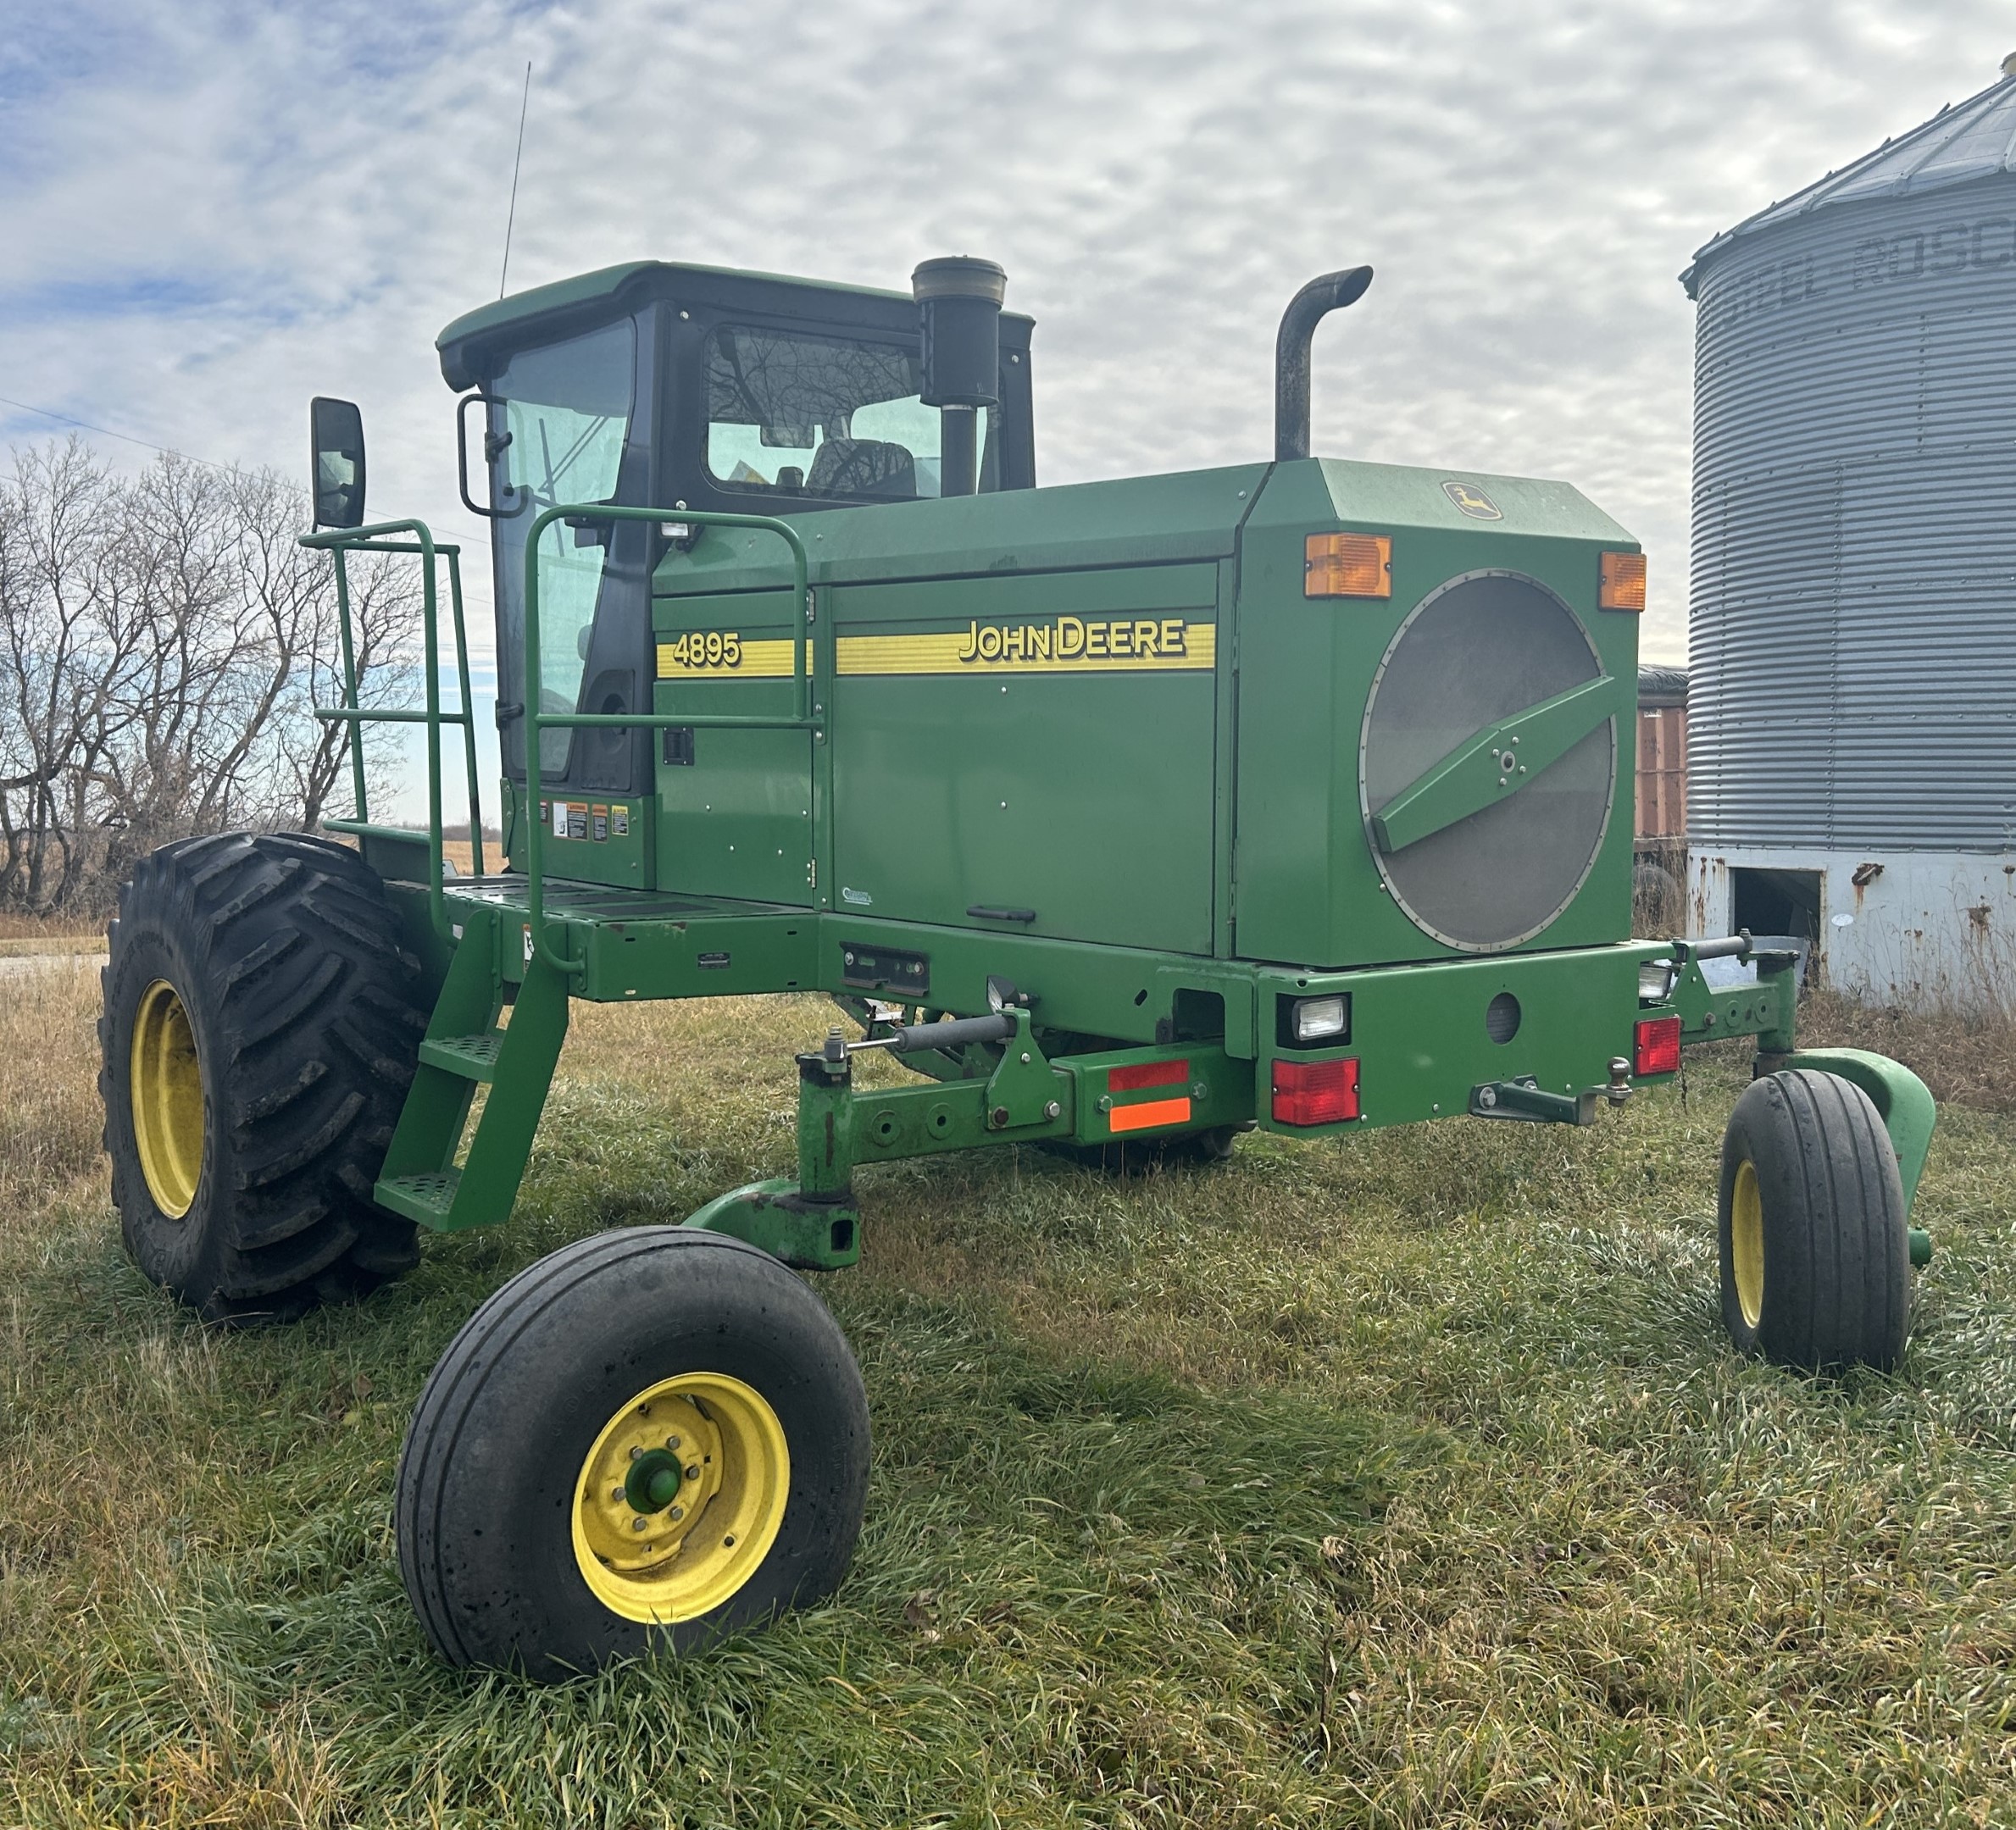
[1636,665,1687,844]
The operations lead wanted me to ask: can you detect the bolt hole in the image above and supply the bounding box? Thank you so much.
[1133,990,1147,1006]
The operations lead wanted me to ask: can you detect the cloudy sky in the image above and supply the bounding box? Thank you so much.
[3,0,2006,794]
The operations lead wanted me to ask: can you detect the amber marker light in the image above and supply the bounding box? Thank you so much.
[1305,532,1392,598]
[1599,550,1647,612]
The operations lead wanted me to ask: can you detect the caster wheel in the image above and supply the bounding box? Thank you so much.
[397,1227,869,1678]
[1718,1069,1910,1372]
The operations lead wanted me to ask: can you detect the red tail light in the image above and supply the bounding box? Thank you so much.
[1635,1015,1681,1076]
[1272,1056,1360,1125]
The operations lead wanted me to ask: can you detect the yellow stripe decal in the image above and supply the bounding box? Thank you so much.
[658,620,1219,680]
[836,618,1216,676]
[655,637,798,680]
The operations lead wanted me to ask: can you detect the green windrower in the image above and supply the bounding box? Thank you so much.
[97,254,1935,1683]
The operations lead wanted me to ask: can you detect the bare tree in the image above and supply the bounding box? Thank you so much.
[0,439,422,916]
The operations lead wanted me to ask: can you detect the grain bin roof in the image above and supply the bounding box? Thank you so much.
[1682,61,2016,294]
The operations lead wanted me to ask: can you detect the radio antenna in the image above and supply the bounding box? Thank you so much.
[498,62,532,299]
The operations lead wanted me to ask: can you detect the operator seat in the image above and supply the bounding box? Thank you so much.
[807,438,916,499]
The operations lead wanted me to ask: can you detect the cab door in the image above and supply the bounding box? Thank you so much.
[653,586,814,906]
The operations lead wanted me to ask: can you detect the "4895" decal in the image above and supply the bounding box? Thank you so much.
[653,631,797,679]
[659,629,743,668]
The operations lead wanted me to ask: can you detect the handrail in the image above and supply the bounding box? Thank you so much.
[445,547,486,879]
[522,503,814,978]
[299,518,485,935]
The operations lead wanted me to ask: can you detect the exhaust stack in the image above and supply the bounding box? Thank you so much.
[1274,266,1374,462]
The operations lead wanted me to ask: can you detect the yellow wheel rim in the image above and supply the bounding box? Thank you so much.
[571,1372,790,1624]
[1731,1158,1765,1330]
[130,979,204,1218]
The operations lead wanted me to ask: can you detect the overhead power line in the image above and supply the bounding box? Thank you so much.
[0,388,529,656]
[0,387,503,591]
[0,391,238,474]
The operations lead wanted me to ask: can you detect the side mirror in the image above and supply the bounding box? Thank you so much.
[310,396,367,529]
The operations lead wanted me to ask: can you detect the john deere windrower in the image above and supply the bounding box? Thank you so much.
[99,256,1936,1678]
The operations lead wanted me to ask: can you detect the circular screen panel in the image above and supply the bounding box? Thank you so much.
[1359,570,1614,951]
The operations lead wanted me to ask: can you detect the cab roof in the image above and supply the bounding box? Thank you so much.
[436,259,1033,391]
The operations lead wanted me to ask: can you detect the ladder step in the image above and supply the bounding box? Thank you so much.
[419,1034,505,1081]
[375,1169,462,1228]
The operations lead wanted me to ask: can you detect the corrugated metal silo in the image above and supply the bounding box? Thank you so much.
[1682,58,2016,1008]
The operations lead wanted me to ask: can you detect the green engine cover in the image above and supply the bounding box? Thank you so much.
[648,455,1641,973]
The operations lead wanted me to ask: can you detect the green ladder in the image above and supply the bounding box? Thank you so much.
[374,907,569,1232]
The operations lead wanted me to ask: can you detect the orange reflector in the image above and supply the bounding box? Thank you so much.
[1109,1095,1192,1133]
[1599,550,1647,612]
[1108,1056,1188,1093]
[1271,1056,1360,1125]
[1635,1015,1681,1076]
[1304,532,1392,598]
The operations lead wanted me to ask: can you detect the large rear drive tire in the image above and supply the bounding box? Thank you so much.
[396,1228,870,1679]
[1717,1068,1910,1372]
[99,832,426,1323]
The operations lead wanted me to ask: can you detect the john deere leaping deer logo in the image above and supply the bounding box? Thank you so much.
[1441,480,1503,520]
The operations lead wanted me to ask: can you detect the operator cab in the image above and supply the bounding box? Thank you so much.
[432,260,1036,803]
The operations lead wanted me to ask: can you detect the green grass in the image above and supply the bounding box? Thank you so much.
[5,973,2016,1826]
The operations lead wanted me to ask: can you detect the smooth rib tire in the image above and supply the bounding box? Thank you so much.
[1718,1068,1910,1372]
[397,1228,869,1679]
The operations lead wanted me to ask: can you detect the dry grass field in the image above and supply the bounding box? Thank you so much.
[3,956,2016,1827]
[1800,987,2016,1122]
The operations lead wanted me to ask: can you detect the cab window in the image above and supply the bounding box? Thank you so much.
[705,324,985,500]
[488,319,636,774]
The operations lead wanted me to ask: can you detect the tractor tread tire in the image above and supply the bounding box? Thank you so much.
[396,1226,869,1679]
[1718,1068,1910,1372]
[101,831,426,1323]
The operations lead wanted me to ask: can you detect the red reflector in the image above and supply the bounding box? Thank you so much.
[1635,1015,1682,1076]
[1108,1056,1189,1093]
[1271,1056,1360,1125]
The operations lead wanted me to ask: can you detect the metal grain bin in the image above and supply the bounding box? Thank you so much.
[1681,58,2016,1007]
